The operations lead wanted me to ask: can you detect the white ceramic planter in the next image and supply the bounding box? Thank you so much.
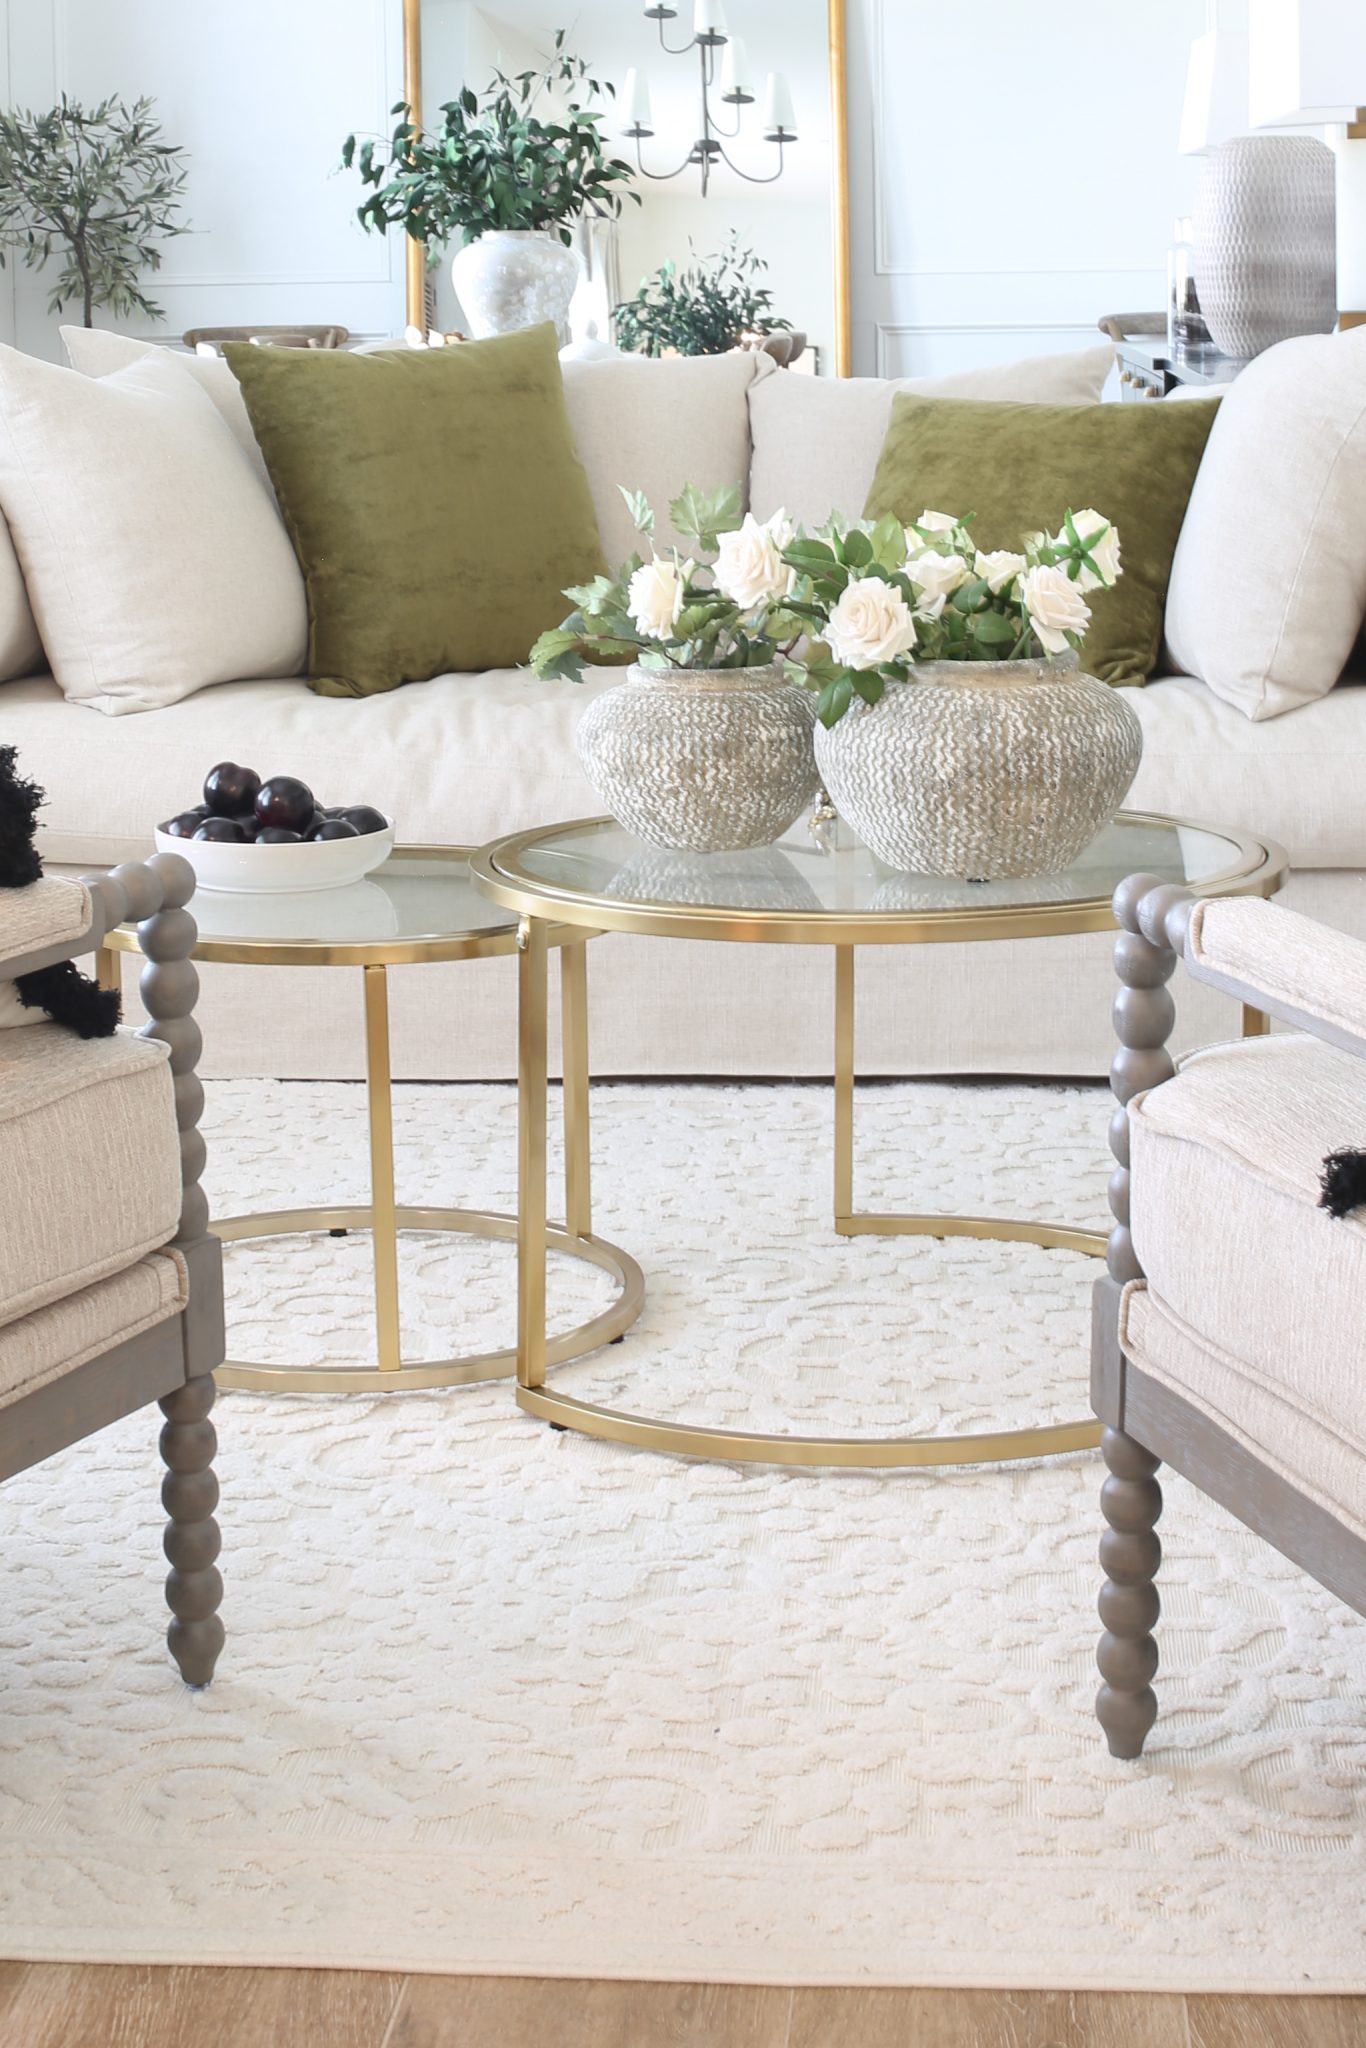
[814,656,1143,879]
[576,663,819,854]
[451,229,581,340]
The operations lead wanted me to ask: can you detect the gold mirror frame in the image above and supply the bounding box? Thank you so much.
[400,0,852,375]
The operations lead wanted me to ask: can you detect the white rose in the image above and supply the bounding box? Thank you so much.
[824,575,919,671]
[974,548,1027,595]
[714,509,794,611]
[907,551,970,608]
[915,509,958,533]
[628,555,690,639]
[1020,563,1091,655]
[1058,508,1122,593]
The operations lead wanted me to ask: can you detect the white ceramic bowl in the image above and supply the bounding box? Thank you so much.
[153,817,396,894]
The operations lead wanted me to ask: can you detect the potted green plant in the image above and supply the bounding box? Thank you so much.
[0,95,189,328]
[343,33,637,339]
[531,483,817,853]
[613,234,791,357]
[779,509,1143,879]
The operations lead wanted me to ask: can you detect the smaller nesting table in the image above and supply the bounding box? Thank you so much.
[100,846,643,1394]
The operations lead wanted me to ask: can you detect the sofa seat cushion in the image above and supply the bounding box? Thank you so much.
[1128,1034,1366,1490]
[0,1023,180,1327]
[1120,1282,1365,1541]
[0,1249,187,1412]
[6,664,1366,876]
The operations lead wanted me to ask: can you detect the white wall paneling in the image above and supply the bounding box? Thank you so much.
[847,0,1209,377]
[0,0,408,359]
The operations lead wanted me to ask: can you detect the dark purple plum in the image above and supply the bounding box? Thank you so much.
[255,776,315,832]
[310,819,360,841]
[194,817,247,843]
[235,814,264,841]
[257,826,303,843]
[161,811,206,838]
[341,805,388,837]
[204,762,261,817]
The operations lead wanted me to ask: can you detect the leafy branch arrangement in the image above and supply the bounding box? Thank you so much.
[343,32,638,251]
[613,233,790,357]
[0,95,189,327]
[530,485,1122,727]
[782,508,1122,726]
[532,485,807,682]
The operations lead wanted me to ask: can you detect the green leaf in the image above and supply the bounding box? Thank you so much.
[528,627,588,683]
[951,577,990,613]
[618,485,655,536]
[841,528,873,569]
[562,574,618,616]
[867,512,908,570]
[970,609,1018,646]
[669,481,744,547]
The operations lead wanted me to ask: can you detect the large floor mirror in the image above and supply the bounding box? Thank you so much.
[404,0,851,373]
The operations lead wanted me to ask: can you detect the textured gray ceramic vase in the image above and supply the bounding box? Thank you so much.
[576,664,819,854]
[451,230,581,339]
[813,656,1143,880]
[1194,136,1336,358]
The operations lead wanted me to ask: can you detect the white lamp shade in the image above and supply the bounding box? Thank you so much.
[1178,27,1250,154]
[693,0,728,36]
[1248,0,1366,126]
[760,71,796,137]
[720,37,753,100]
[622,67,653,134]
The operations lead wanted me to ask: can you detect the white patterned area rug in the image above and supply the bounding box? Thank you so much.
[1,1079,1363,1992]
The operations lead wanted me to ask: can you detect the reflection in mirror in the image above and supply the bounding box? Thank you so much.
[417,2,839,372]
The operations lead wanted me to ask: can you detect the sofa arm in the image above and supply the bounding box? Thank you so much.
[0,875,100,977]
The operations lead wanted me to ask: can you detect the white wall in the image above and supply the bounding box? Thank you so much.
[846,0,1212,377]
[0,0,408,360]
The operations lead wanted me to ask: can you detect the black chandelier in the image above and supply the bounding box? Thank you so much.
[621,1,798,198]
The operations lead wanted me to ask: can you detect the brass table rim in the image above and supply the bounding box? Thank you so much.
[471,812,1288,947]
[102,842,592,967]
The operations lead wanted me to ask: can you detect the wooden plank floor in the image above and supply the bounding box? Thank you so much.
[0,1968,1361,2048]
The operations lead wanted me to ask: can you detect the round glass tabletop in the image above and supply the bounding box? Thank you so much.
[471,810,1288,946]
[105,845,525,966]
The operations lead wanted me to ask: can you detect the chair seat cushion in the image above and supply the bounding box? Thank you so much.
[1128,1034,1366,1490]
[0,876,91,971]
[0,1023,181,1327]
[0,1249,187,1412]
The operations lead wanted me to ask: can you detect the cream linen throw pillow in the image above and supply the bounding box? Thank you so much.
[747,344,1115,526]
[1164,328,1366,720]
[0,345,307,715]
[60,324,270,489]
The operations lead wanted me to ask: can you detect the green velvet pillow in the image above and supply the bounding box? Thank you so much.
[863,393,1221,684]
[225,325,606,696]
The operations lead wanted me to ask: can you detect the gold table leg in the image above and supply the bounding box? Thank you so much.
[363,963,402,1375]
[514,935,1106,1469]
[561,938,592,1240]
[518,917,550,1393]
[212,942,645,1395]
[1242,1003,1271,1037]
[96,945,120,996]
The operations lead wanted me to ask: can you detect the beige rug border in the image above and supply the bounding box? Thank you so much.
[4,1844,1363,1993]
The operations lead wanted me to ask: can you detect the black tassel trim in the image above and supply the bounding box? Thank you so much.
[1319,1148,1366,1219]
[15,962,120,1039]
[0,743,45,889]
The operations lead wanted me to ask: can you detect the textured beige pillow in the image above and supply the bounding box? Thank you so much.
[1165,329,1366,720]
[0,511,42,683]
[747,344,1115,526]
[60,325,270,489]
[560,350,760,562]
[0,345,307,715]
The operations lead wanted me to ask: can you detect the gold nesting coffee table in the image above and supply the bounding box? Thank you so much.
[100,845,643,1393]
[472,811,1286,1468]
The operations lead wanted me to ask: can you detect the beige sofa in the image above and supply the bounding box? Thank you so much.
[2,339,1363,1082]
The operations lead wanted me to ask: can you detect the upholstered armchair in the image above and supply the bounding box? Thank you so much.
[0,855,224,1687]
[1094,875,1366,1758]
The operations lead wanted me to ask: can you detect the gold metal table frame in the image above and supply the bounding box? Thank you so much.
[101,845,644,1394]
[471,813,1288,1469]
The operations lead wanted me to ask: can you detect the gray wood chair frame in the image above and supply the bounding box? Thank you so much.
[0,853,224,1687]
[1094,873,1366,1757]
